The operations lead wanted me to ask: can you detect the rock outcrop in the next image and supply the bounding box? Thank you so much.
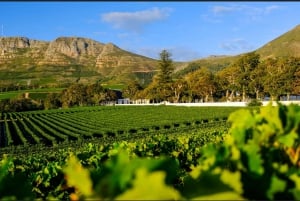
[0,37,30,49]
[0,36,158,85]
[0,36,156,70]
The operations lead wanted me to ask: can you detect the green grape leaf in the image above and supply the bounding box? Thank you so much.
[94,151,179,198]
[266,175,286,200]
[191,191,244,200]
[63,155,93,197]
[228,109,255,145]
[220,170,243,194]
[277,131,298,147]
[230,145,241,161]
[243,143,264,175]
[260,104,283,134]
[290,174,300,200]
[0,172,34,200]
[0,157,12,182]
[181,170,233,199]
[115,168,181,200]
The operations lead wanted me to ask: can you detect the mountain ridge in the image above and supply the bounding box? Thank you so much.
[0,24,300,86]
[0,36,158,86]
[256,24,300,59]
[175,24,300,76]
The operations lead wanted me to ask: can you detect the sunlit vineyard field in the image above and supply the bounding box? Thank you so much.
[0,104,299,200]
[0,105,239,149]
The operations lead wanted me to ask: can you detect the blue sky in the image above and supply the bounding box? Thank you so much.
[0,2,300,61]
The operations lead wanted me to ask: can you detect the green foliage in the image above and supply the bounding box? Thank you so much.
[256,25,300,58]
[0,127,227,200]
[0,103,299,200]
[143,50,175,102]
[261,57,300,100]
[0,156,34,200]
[186,103,300,200]
[246,99,263,106]
[157,49,174,84]
[122,80,143,99]
[0,97,43,112]
[0,106,237,148]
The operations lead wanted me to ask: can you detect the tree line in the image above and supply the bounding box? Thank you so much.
[1,50,300,112]
[123,50,300,103]
[0,83,118,112]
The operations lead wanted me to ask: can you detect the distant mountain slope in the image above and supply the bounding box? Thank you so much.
[176,24,300,77]
[256,24,300,59]
[0,36,158,86]
[1,24,300,87]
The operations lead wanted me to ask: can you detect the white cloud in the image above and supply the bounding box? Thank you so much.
[220,38,254,53]
[212,6,238,15]
[208,4,281,21]
[264,5,280,14]
[101,7,173,33]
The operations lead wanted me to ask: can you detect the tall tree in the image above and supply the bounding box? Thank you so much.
[143,50,174,102]
[292,58,300,94]
[171,78,187,103]
[249,62,266,100]
[216,65,239,101]
[157,50,174,84]
[262,57,298,101]
[185,67,216,102]
[235,52,260,101]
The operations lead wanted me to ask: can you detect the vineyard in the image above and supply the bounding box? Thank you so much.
[0,105,238,149]
[0,104,299,200]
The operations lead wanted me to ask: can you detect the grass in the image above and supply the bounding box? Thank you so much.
[0,88,65,100]
[102,83,125,90]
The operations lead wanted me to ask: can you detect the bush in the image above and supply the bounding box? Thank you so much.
[246,99,263,106]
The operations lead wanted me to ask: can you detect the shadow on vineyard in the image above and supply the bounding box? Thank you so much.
[0,103,299,200]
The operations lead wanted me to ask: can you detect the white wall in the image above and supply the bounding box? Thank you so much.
[116,101,300,107]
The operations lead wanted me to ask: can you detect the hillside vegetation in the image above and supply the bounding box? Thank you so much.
[0,24,300,89]
[175,24,300,77]
[256,25,300,59]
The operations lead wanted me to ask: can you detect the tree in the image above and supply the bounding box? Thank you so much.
[171,78,187,103]
[44,93,62,110]
[143,50,174,102]
[216,65,239,101]
[235,52,260,101]
[185,67,216,102]
[141,80,162,103]
[86,83,106,105]
[262,57,298,101]
[249,62,265,100]
[122,80,143,100]
[157,50,174,84]
[292,58,300,94]
[61,84,87,108]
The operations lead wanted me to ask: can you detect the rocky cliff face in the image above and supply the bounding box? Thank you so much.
[0,37,30,49]
[0,37,48,52]
[0,36,156,71]
[44,37,104,58]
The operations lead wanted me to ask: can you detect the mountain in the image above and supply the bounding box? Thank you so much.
[176,24,300,76]
[0,36,158,87]
[256,24,300,59]
[1,24,300,88]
